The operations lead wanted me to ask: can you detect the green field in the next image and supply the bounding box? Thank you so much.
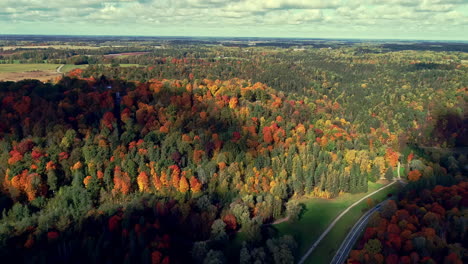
[0,64,60,73]
[275,169,405,262]
[1,45,104,50]
[275,182,383,255]
[304,183,400,264]
[0,63,139,75]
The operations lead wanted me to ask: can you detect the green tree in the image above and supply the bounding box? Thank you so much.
[210,219,227,241]
[285,200,302,222]
[364,239,382,254]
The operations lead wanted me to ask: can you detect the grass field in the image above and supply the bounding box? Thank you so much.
[1,45,104,50]
[0,64,87,82]
[275,182,384,255]
[304,183,400,264]
[0,63,139,73]
[273,181,402,263]
[0,64,61,73]
[0,63,142,82]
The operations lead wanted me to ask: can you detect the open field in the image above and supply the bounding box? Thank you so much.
[274,181,399,260]
[304,183,400,264]
[0,63,143,81]
[0,64,87,81]
[0,64,60,72]
[1,45,104,50]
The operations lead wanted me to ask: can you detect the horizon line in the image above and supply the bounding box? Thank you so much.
[1,34,467,43]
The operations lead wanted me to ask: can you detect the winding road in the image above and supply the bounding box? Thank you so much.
[330,199,388,264]
[298,180,399,264]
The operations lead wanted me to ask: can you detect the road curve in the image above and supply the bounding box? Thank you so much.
[56,64,64,73]
[330,200,388,264]
[297,180,397,264]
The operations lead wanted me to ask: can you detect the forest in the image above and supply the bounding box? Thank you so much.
[0,38,467,264]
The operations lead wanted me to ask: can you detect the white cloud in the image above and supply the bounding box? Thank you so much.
[0,0,466,39]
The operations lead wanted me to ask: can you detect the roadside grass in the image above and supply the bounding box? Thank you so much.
[274,182,385,257]
[304,183,400,264]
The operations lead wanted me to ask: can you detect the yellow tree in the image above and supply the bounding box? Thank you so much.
[179,177,189,193]
[137,171,150,192]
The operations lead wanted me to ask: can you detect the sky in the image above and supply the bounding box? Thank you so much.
[0,0,467,40]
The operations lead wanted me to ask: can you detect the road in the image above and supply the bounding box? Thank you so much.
[297,180,398,264]
[56,64,64,73]
[330,200,387,264]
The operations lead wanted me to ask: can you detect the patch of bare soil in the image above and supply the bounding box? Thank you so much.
[0,70,61,82]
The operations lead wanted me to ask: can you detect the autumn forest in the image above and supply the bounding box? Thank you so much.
[0,37,467,264]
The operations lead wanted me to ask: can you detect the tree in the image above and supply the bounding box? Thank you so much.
[151,251,163,264]
[192,241,208,262]
[179,176,190,193]
[223,214,237,231]
[385,148,399,168]
[210,219,227,241]
[408,170,422,182]
[231,203,250,227]
[137,171,150,192]
[203,250,225,264]
[46,167,58,192]
[239,243,251,264]
[286,200,302,222]
[381,200,397,219]
[385,167,394,181]
[113,166,131,195]
[190,176,202,193]
[244,217,262,243]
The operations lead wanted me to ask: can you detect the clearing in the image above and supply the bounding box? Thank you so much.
[274,181,399,263]
[302,183,400,264]
[1,45,104,50]
[0,64,87,82]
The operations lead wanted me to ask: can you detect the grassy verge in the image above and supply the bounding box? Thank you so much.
[303,183,400,264]
[274,182,385,257]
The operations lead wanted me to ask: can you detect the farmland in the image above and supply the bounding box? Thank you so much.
[0,64,86,81]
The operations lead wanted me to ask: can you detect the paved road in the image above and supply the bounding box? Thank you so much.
[297,180,398,264]
[330,200,388,264]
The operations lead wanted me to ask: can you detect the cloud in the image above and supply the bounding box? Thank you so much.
[0,0,466,39]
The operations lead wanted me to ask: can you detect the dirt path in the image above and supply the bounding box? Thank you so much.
[272,216,289,225]
[297,180,398,264]
[56,64,64,73]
